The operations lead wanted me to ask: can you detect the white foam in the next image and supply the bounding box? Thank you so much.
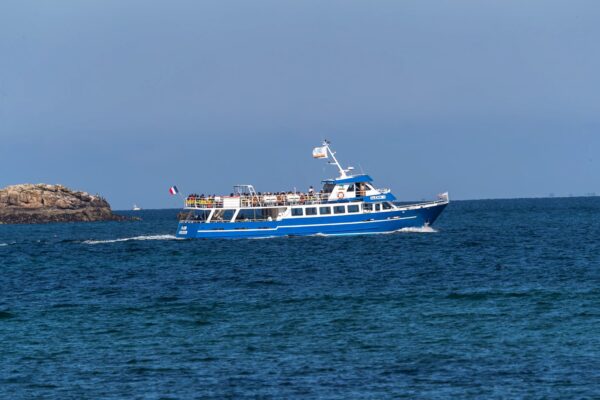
[0,243,7,247]
[247,236,279,240]
[397,226,438,233]
[83,234,179,245]
[311,231,397,237]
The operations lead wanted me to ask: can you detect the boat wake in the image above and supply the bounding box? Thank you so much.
[83,234,179,245]
[311,231,399,237]
[397,226,438,233]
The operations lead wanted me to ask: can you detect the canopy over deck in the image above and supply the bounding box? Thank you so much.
[322,174,373,185]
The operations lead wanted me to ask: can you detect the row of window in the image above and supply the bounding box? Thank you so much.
[291,202,391,216]
[364,202,393,211]
[191,202,395,221]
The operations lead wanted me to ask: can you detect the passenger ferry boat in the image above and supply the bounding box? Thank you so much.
[176,141,448,239]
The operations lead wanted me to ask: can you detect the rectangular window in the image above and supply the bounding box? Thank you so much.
[291,208,304,216]
[375,203,381,211]
[319,207,331,215]
[383,202,393,210]
[334,206,346,214]
[347,204,359,213]
[323,183,335,193]
[347,184,355,192]
[305,207,317,216]
[363,203,373,211]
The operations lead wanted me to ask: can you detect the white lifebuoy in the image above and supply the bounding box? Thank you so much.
[337,192,345,199]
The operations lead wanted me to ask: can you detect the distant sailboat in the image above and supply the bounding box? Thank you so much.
[132,204,142,211]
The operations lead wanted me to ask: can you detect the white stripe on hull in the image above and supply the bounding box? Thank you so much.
[193,216,417,233]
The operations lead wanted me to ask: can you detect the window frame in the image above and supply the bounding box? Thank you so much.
[319,206,332,215]
[334,205,346,214]
[305,207,317,216]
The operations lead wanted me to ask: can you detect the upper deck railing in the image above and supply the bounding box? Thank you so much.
[184,192,368,209]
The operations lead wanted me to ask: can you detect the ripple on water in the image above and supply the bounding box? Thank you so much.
[1,200,600,399]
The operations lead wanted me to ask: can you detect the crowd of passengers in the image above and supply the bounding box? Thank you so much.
[186,186,331,207]
[186,193,218,204]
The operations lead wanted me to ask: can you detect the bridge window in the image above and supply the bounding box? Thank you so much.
[347,204,359,213]
[305,207,317,216]
[334,206,346,214]
[291,208,304,216]
[347,184,355,192]
[375,203,381,211]
[363,203,373,211]
[383,202,393,210]
[323,183,335,193]
[319,206,331,215]
[357,183,367,197]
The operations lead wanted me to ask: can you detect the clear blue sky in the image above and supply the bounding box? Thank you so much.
[1,1,599,209]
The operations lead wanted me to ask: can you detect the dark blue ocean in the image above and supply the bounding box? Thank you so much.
[1,198,600,399]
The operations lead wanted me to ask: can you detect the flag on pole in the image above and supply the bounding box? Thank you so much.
[169,186,179,195]
[312,146,328,159]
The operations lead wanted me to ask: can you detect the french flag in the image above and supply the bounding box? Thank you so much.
[169,186,179,195]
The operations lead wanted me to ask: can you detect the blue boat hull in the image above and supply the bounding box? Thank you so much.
[176,202,447,239]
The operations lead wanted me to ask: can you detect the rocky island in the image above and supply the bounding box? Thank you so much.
[0,184,128,224]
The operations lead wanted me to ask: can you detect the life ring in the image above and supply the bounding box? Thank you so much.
[337,192,345,199]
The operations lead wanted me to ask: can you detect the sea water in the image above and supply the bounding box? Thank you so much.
[1,198,599,399]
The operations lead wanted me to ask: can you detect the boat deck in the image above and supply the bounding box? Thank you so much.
[184,192,364,209]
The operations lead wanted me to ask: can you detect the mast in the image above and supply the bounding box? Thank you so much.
[323,140,347,178]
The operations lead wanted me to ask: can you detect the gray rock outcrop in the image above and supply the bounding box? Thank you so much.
[0,184,127,224]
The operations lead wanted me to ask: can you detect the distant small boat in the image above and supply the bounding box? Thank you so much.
[132,204,142,211]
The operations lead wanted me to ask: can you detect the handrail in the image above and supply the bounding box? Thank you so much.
[184,193,333,209]
[393,198,449,209]
[185,193,448,209]
[183,193,448,210]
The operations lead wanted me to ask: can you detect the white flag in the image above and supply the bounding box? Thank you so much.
[312,146,328,159]
[437,192,449,201]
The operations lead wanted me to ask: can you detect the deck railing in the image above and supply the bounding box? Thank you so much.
[184,193,336,209]
[182,188,423,210]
